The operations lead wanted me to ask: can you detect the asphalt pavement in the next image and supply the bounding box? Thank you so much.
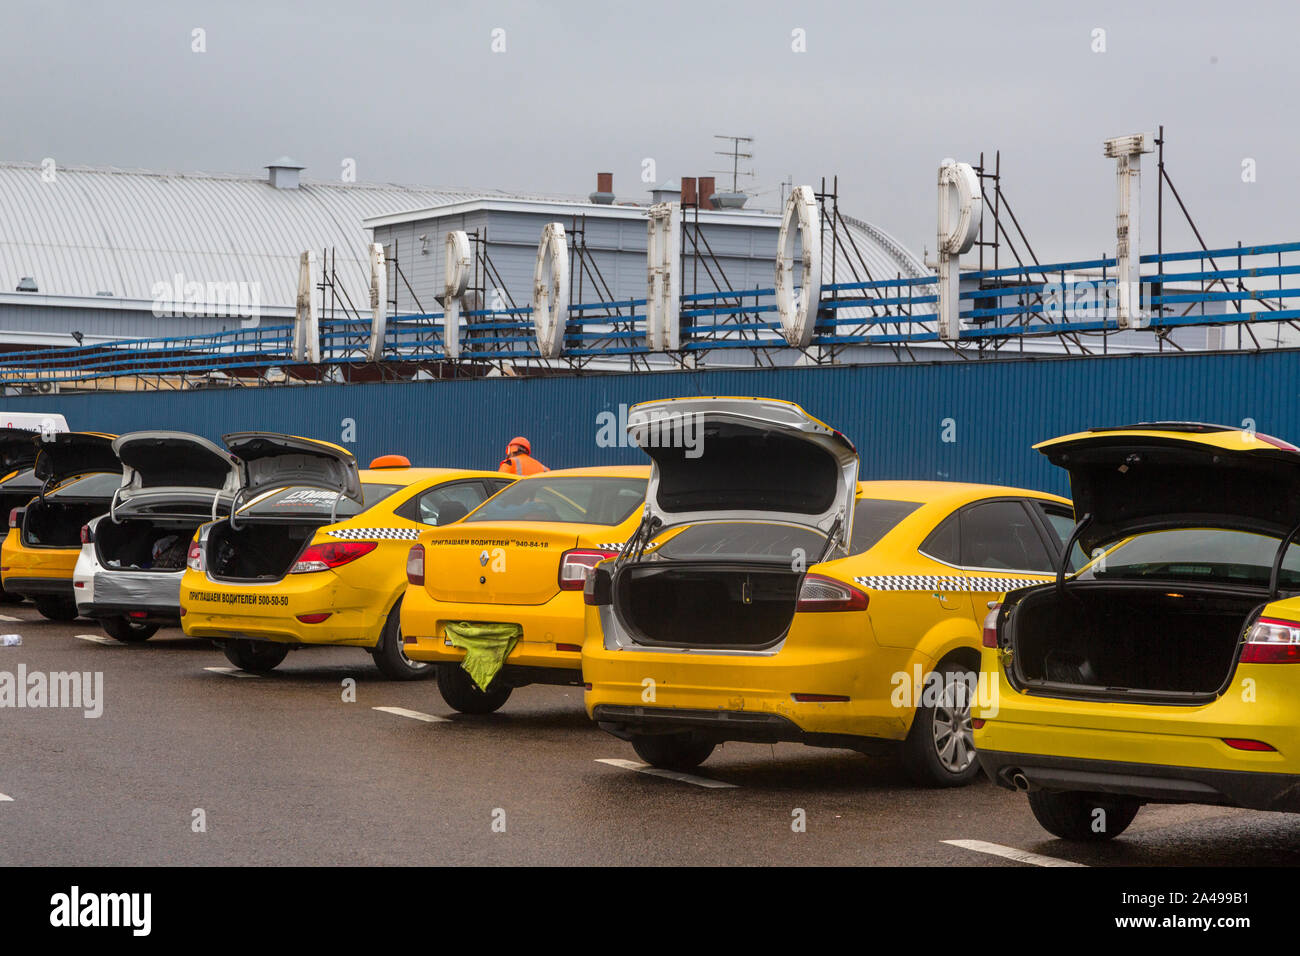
[1,605,1297,867]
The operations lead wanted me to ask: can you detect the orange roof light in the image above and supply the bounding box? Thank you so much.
[369,454,411,469]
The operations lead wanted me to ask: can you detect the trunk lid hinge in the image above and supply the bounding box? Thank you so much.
[814,514,845,565]
[1268,517,1300,599]
[1056,513,1093,592]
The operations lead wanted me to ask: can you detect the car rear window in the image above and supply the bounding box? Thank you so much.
[651,521,828,562]
[243,482,402,519]
[48,472,121,498]
[849,498,921,555]
[465,476,646,526]
[1079,528,1300,588]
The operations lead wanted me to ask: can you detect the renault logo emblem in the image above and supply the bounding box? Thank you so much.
[479,550,490,567]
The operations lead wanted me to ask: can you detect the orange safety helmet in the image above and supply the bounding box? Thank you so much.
[507,436,531,455]
[369,454,411,469]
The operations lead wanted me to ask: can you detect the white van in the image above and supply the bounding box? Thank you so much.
[0,413,69,437]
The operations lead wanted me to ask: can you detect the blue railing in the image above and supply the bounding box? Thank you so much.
[4,241,1300,386]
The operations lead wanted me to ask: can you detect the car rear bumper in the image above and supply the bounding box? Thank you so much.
[3,576,75,599]
[582,635,928,743]
[76,566,182,620]
[179,571,394,647]
[400,585,585,673]
[978,748,1300,812]
[590,703,898,753]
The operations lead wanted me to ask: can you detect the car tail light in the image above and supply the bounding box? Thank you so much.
[128,610,148,619]
[406,544,424,586]
[296,613,332,624]
[187,541,203,572]
[1241,616,1300,663]
[290,541,378,574]
[8,508,18,529]
[559,549,618,590]
[79,524,92,544]
[982,602,1002,648]
[1223,737,1276,751]
[795,574,868,612]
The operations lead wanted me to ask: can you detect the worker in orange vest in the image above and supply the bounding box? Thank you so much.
[498,436,549,476]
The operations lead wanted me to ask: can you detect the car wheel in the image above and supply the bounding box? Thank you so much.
[630,733,716,771]
[901,663,981,787]
[1027,790,1141,841]
[221,638,289,673]
[436,663,512,714]
[0,587,23,604]
[101,616,159,643]
[35,598,78,622]
[370,597,432,681]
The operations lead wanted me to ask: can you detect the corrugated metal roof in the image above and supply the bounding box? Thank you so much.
[0,160,928,317]
[0,162,529,310]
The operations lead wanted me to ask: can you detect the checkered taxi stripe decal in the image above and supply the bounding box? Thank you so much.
[852,575,1049,592]
[597,542,626,551]
[326,528,423,541]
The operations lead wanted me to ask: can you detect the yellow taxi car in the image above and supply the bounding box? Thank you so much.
[401,465,650,713]
[0,427,48,604]
[1,432,120,620]
[582,397,1075,785]
[976,422,1300,839]
[180,435,512,678]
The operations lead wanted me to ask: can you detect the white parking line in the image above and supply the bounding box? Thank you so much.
[75,633,118,646]
[943,839,1086,867]
[0,792,12,802]
[203,666,261,679]
[0,614,22,622]
[595,758,738,789]
[372,706,448,723]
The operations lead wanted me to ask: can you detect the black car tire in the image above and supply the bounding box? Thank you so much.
[222,638,289,673]
[630,733,716,771]
[1027,789,1141,841]
[370,598,433,681]
[35,598,78,622]
[901,663,982,788]
[101,616,159,643]
[436,663,512,714]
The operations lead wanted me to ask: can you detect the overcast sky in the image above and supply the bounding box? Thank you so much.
[3,0,1295,263]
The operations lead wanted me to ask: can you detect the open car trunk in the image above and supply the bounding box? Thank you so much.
[23,499,110,548]
[614,562,801,650]
[204,519,324,583]
[95,518,202,572]
[1007,583,1259,703]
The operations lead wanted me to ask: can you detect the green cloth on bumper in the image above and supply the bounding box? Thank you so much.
[444,622,522,691]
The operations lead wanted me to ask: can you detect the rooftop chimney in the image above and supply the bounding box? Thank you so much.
[266,156,305,190]
[589,172,615,204]
[680,177,698,207]
[697,176,716,210]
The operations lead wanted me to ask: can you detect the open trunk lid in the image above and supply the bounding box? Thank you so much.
[0,428,40,477]
[32,432,119,487]
[1037,422,1300,554]
[112,431,242,519]
[628,397,859,555]
[424,523,581,605]
[223,432,362,506]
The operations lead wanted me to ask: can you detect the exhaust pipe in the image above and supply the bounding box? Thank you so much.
[1011,771,1030,792]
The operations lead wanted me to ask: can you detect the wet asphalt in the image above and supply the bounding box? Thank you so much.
[0,604,1297,867]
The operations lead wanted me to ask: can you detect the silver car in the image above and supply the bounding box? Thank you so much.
[73,431,240,642]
